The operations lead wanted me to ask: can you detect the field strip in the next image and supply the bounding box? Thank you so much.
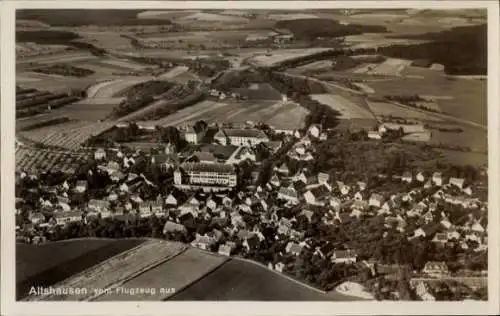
[157,66,189,80]
[24,240,187,301]
[153,101,230,126]
[87,80,118,98]
[95,247,228,301]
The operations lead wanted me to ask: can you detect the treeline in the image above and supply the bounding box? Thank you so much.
[275,18,387,41]
[112,80,174,118]
[16,30,80,45]
[33,63,95,77]
[381,24,487,75]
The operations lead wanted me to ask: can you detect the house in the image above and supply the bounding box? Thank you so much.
[53,211,82,226]
[368,131,382,140]
[423,210,434,224]
[277,186,299,204]
[214,128,269,146]
[151,154,175,172]
[416,172,426,182]
[337,182,350,195]
[74,180,88,193]
[138,202,153,218]
[88,199,110,213]
[319,132,328,141]
[184,124,207,144]
[191,234,217,250]
[218,242,236,256]
[269,174,281,187]
[274,262,286,273]
[174,162,238,188]
[94,148,106,160]
[354,191,364,201]
[471,221,485,233]
[449,177,465,189]
[242,235,260,252]
[351,200,368,211]
[163,221,187,235]
[285,242,303,256]
[329,197,341,210]
[29,212,45,225]
[422,261,449,277]
[413,228,427,238]
[357,181,367,191]
[463,186,473,196]
[308,124,321,138]
[331,249,358,264]
[274,163,290,176]
[165,193,178,208]
[432,172,443,186]
[318,172,330,185]
[369,193,384,208]
[402,171,413,183]
[431,233,448,244]
[304,185,330,206]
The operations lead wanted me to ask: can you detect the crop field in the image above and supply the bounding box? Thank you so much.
[19,121,115,150]
[437,149,487,167]
[267,13,320,20]
[365,100,444,122]
[178,12,249,23]
[157,66,190,80]
[16,147,89,173]
[248,48,332,67]
[27,239,187,301]
[50,98,124,121]
[353,58,412,76]
[95,248,228,301]
[146,100,309,130]
[310,93,375,119]
[17,239,145,300]
[137,10,201,20]
[170,258,359,301]
[429,126,487,153]
[77,58,154,72]
[17,50,98,66]
[16,114,69,131]
[86,76,154,98]
[367,75,487,126]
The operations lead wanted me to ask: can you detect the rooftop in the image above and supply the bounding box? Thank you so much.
[181,162,236,174]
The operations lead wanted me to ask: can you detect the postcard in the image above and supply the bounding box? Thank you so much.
[1,1,499,315]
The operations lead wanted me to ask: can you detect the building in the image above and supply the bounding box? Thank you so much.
[184,124,207,144]
[422,261,449,277]
[29,212,45,225]
[368,131,382,140]
[88,199,110,213]
[277,186,299,204]
[174,163,237,188]
[163,221,187,235]
[432,172,443,186]
[285,242,304,256]
[369,193,384,208]
[449,177,465,189]
[53,211,83,226]
[331,249,358,264]
[74,180,88,193]
[304,185,330,206]
[94,148,106,160]
[214,128,269,146]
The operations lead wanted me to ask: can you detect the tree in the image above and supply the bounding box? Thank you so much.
[161,126,181,148]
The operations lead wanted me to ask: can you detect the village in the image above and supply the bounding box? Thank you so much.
[15,117,488,301]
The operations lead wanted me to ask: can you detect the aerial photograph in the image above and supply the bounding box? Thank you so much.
[14,8,488,302]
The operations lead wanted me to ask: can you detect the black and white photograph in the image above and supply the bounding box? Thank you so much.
[1,1,499,314]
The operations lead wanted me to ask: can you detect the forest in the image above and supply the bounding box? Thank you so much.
[381,24,487,75]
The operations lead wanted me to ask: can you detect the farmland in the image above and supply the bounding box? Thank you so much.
[25,239,187,301]
[170,258,359,301]
[16,86,82,118]
[16,147,90,173]
[95,248,228,301]
[86,77,155,98]
[17,238,145,299]
[138,99,310,130]
[19,121,115,150]
[310,93,375,119]
[365,99,444,122]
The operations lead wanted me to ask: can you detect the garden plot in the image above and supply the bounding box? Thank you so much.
[95,248,228,301]
[26,240,187,301]
[310,94,375,119]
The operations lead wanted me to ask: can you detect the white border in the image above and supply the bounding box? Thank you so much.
[1,1,499,316]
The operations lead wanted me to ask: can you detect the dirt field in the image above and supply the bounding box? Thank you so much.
[17,239,145,300]
[310,93,375,119]
[170,258,359,301]
[95,248,228,301]
[26,239,186,301]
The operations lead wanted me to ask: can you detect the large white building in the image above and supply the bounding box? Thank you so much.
[214,128,269,146]
[174,162,237,188]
